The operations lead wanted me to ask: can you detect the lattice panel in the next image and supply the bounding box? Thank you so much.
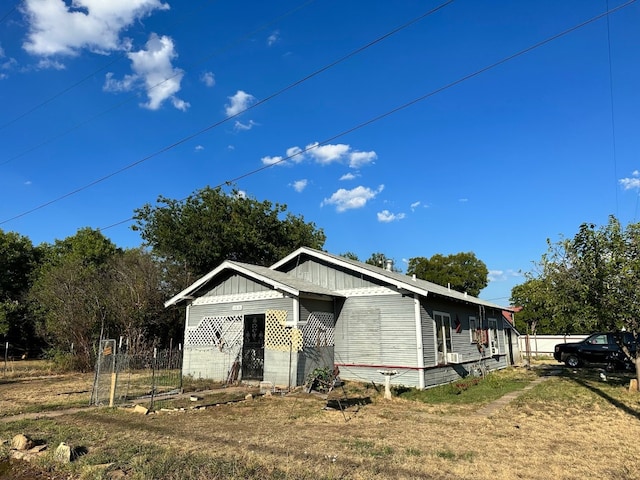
[265,310,303,352]
[186,315,243,352]
[302,312,335,347]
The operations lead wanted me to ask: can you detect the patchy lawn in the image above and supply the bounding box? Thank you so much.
[1,363,640,479]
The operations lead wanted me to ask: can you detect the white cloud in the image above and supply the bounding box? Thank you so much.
[234,120,258,131]
[488,269,522,282]
[201,71,215,87]
[0,45,17,75]
[349,150,377,168]
[263,142,375,169]
[195,145,204,151]
[104,34,187,111]
[37,58,65,70]
[306,142,350,165]
[225,90,255,117]
[620,171,640,190]
[22,0,169,57]
[377,210,405,223]
[261,155,283,166]
[321,185,384,212]
[291,179,307,192]
[459,198,468,203]
[340,173,357,181]
[286,146,305,163]
[267,30,279,47]
[410,201,421,211]
[171,97,189,111]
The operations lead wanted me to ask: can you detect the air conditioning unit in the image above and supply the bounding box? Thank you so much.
[446,352,461,364]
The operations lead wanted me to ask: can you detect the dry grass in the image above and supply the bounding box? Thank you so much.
[2,362,640,479]
[0,364,94,417]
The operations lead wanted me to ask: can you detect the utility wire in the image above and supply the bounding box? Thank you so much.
[0,0,316,166]
[2,0,636,228]
[100,0,638,233]
[0,0,456,225]
[606,0,620,219]
[0,4,17,24]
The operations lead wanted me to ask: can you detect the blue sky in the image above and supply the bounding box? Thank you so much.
[1,0,639,305]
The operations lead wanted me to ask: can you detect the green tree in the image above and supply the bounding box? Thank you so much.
[0,230,41,354]
[132,186,326,278]
[340,252,360,261]
[29,228,119,370]
[526,216,640,385]
[510,278,560,334]
[105,248,178,353]
[407,252,488,297]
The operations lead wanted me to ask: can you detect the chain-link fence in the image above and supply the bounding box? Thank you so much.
[91,339,182,409]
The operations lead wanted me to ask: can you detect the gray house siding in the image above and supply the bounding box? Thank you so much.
[297,298,336,385]
[174,248,515,391]
[283,257,384,290]
[420,299,509,387]
[183,297,294,384]
[201,272,271,297]
[334,294,421,387]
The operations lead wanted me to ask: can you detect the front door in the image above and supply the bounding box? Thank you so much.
[242,314,265,380]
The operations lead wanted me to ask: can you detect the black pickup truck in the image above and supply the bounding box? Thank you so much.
[554,332,636,371]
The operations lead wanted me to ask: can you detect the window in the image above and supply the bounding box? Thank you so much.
[488,318,499,355]
[434,311,452,365]
[469,317,477,343]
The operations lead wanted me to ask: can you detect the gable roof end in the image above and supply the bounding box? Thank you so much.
[164,260,340,307]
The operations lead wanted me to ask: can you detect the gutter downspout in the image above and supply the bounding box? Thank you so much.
[414,294,425,389]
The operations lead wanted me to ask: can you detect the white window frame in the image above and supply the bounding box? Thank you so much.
[434,311,453,365]
[488,318,499,355]
[469,316,478,343]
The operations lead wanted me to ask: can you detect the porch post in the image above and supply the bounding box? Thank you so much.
[414,294,425,389]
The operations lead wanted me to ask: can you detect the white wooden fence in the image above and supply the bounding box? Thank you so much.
[518,334,589,357]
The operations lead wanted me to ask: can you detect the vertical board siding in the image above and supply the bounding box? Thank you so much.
[299,346,335,383]
[285,257,383,290]
[203,273,271,297]
[335,294,418,384]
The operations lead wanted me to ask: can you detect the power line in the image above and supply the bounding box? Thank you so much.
[606,0,619,218]
[0,0,317,167]
[0,4,17,24]
[0,0,457,225]
[100,0,638,233]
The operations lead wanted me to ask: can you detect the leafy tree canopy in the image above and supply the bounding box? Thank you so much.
[0,229,40,342]
[522,215,640,334]
[133,186,326,277]
[406,252,488,297]
[515,215,640,384]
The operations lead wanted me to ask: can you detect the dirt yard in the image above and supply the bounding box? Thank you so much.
[2,365,640,479]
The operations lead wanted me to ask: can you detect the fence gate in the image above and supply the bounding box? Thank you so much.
[91,340,183,408]
[91,339,117,406]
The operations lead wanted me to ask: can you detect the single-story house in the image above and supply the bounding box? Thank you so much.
[165,247,520,389]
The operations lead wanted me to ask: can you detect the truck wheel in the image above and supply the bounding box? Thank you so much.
[565,355,580,368]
